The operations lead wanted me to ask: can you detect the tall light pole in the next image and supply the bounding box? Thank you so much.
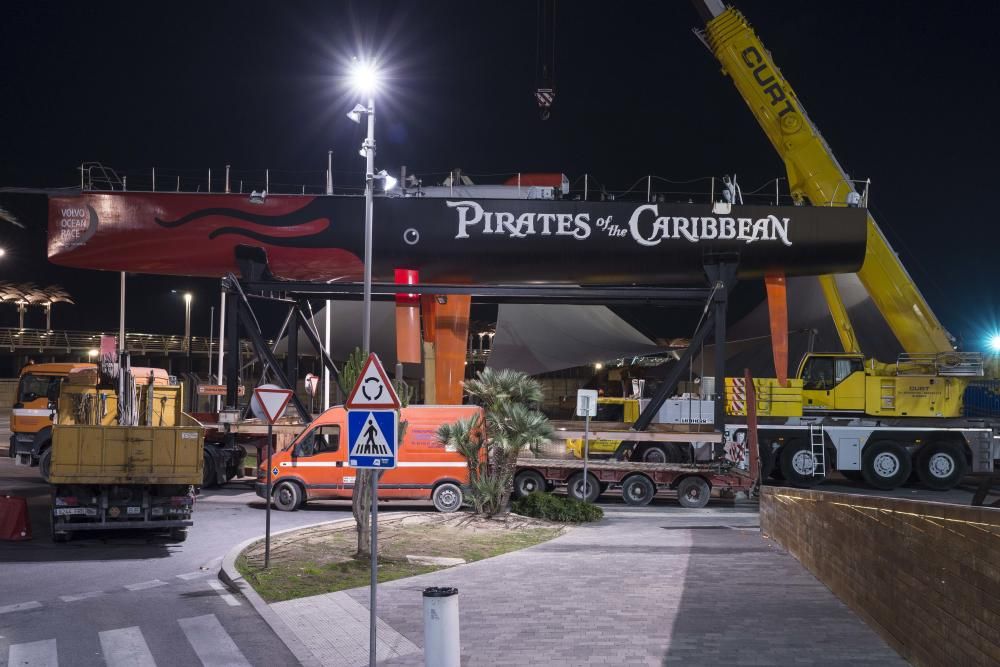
[184,292,192,355]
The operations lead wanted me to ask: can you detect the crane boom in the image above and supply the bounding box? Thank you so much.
[696,4,953,356]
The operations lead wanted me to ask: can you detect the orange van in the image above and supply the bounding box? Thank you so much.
[256,404,482,513]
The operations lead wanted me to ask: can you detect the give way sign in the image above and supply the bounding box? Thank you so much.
[253,387,294,425]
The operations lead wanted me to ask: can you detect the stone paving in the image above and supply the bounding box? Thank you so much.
[345,505,906,666]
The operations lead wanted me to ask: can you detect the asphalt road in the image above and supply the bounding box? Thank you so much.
[0,454,438,667]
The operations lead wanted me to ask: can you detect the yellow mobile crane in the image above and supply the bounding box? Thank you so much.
[691,1,996,490]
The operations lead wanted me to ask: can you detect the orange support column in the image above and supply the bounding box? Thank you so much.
[394,269,421,364]
[433,296,471,405]
[765,273,788,386]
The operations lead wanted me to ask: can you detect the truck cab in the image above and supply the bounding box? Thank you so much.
[9,363,95,468]
[797,353,866,413]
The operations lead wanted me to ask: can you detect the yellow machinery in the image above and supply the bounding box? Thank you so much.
[695,2,985,419]
[565,397,640,459]
[48,373,203,542]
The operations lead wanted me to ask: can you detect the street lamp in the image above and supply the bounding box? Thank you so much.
[347,58,379,354]
[183,292,192,355]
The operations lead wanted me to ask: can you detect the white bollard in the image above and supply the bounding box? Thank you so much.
[423,587,460,667]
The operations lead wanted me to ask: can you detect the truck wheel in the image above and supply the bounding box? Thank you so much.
[639,444,683,464]
[432,483,463,513]
[676,477,711,508]
[862,441,911,490]
[39,447,52,482]
[513,470,546,498]
[621,474,655,506]
[272,480,303,511]
[50,518,70,543]
[756,442,775,479]
[202,453,217,488]
[566,472,600,503]
[169,528,188,543]
[916,442,966,490]
[779,440,822,487]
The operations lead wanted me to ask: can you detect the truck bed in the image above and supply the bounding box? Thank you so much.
[50,425,203,485]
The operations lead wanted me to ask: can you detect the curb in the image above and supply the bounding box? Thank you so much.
[219,518,356,667]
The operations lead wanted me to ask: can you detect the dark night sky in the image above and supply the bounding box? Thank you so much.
[1,1,998,348]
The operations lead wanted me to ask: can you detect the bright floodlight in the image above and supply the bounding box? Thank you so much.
[349,59,379,95]
[183,292,193,304]
[346,103,366,124]
[376,170,397,191]
[989,334,1000,353]
[0,248,6,257]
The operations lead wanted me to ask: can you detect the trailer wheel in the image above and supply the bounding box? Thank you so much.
[621,474,655,506]
[169,528,188,543]
[272,480,303,511]
[916,442,966,490]
[566,472,600,503]
[513,470,546,498]
[432,482,463,513]
[39,447,52,482]
[862,440,911,490]
[779,440,822,487]
[676,477,710,508]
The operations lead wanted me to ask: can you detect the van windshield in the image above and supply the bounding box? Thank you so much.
[18,374,62,403]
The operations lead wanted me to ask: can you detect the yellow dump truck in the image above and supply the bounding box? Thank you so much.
[48,376,203,542]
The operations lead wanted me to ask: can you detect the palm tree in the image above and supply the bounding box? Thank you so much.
[442,368,553,515]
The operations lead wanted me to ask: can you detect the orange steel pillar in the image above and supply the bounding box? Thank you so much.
[432,296,471,405]
[765,273,788,386]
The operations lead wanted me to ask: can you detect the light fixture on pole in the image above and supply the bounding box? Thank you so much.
[346,59,379,356]
[183,292,193,355]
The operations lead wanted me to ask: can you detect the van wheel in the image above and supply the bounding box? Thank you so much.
[513,470,546,498]
[566,472,601,503]
[862,441,911,490]
[621,474,655,506]
[39,447,52,482]
[432,483,463,513]
[916,442,966,490]
[272,480,303,511]
[676,477,711,508]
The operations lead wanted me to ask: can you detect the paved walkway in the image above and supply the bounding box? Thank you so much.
[262,504,905,666]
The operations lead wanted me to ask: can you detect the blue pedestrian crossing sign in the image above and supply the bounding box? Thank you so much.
[347,409,398,469]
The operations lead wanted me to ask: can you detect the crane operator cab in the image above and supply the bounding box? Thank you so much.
[797,353,866,413]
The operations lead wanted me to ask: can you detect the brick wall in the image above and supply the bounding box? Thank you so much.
[760,487,1000,666]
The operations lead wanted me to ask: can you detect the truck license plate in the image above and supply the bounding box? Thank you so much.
[54,507,97,516]
[127,506,142,515]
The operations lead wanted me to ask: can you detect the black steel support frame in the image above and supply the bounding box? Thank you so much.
[222,260,736,433]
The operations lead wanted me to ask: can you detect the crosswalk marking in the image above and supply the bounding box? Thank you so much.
[178,614,251,667]
[0,601,42,614]
[124,580,167,591]
[60,591,103,603]
[99,626,156,667]
[8,638,57,666]
[208,581,241,607]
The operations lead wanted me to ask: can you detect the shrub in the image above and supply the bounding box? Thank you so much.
[512,492,604,523]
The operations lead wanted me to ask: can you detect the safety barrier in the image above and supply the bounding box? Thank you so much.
[760,487,1000,666]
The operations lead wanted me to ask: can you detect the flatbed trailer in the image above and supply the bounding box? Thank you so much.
[514,457,756,508]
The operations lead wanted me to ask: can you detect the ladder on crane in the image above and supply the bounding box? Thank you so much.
[809,424,826,478]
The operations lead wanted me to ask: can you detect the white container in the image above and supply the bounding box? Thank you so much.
[423,587,460,667]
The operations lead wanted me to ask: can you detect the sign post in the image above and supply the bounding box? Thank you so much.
[577,389,598,502]
[345,353,401,666]
[253,386,294,569]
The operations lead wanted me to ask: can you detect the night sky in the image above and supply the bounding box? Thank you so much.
[1,1,998,349]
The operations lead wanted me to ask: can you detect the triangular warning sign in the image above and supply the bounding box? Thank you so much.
[253,387,294,424]
[350,412,394,457]
[345,353,400,409]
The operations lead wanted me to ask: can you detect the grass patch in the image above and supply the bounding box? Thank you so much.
[236,514,563,602]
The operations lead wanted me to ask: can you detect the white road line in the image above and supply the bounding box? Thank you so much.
[178,614,251,667]
[208,580,241,607]
[177,571,211,581]
[124,580,168,591]
[0,601,42,614]
[8,638,58,666]
[60,591,104,603]
[99,626,156,667]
